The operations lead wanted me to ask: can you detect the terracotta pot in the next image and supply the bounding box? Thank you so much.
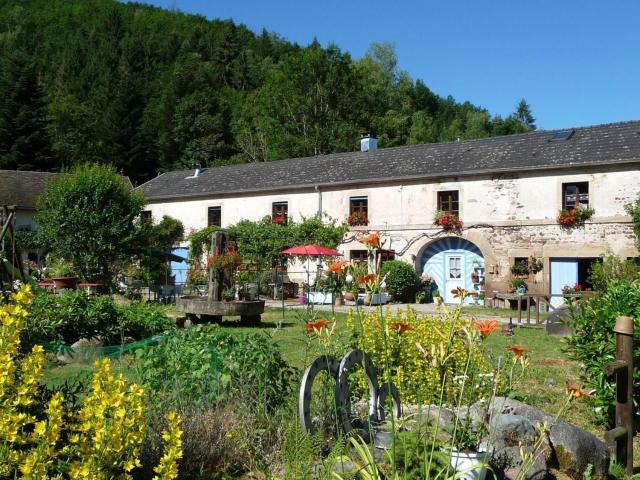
[51,277,79,289]
[344,292,355,302]
[334,296,344,306]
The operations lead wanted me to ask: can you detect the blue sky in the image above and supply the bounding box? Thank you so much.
[142,0,640,130]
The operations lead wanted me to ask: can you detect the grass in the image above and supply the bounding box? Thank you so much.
[40,305,605,450]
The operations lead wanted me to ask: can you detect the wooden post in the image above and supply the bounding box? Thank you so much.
[526,295,531,325]
[604,316,634,475]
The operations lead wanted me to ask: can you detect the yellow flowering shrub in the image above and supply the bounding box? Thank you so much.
[0,285,183,479]
[348,306,490,404]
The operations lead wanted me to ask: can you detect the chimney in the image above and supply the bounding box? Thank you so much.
[360,130,377,152]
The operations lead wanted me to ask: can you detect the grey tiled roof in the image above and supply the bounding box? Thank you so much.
[0,170,134,210]
[0,170,58,210]
[139,120,640,201]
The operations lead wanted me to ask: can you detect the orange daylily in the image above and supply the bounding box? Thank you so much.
[305,319,330,333]
[506,344,529,359]
[357,274,379,285]
[327,260,348,274]
[451,287,470,299]
[359,232,381,250]
[390,322,413,334]
[473,320,499,339]
[566,383,593,398]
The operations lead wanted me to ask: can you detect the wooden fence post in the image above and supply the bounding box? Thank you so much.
[604,315,634,475]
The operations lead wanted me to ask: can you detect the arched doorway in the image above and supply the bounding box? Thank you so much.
[419,237,484,304]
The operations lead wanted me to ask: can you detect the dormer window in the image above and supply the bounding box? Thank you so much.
[562,182,589,210]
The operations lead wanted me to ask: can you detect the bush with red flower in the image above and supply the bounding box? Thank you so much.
[562,283,583,295]
[271,215,287,225]
[557,205,595,227]
[347,211,369,226]
[434,210,463,230]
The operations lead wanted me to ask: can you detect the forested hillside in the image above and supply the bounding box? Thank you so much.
[0,0,535,183]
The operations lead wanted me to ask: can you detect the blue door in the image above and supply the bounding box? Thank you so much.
[170,247,189,288]
[550,258,578,307]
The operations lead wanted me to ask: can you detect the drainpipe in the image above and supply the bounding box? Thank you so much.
[315,185,322,219]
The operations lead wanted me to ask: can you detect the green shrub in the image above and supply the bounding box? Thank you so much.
[25,290,115,349]
[24,290,174,350]
[380,260,418,302]
[564,280,640,426]
[589,254,640,292]
[136,325,295,410]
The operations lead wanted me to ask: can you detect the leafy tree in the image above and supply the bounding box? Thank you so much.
[136,215,185,284]
[36,164,145,286]
[626,194,640,249]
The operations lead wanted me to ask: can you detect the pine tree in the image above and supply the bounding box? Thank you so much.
[514,99,536,130]
[0,49,52,170]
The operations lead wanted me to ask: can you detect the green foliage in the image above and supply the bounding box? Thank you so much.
[380,260,418,302]
[625,194,640,248]
[23,290,174,350]
[36,164,145,286]
[589,254,640,292]
[136,325,295,410]
[135,215,184,283]
[188,215,347,270]
[0,0,534,182]
[564,280,640,426]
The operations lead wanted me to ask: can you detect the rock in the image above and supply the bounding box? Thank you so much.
[487,398,609,480]
[545,305,580,337]
[491,414,537,444]
[57,337,103,363]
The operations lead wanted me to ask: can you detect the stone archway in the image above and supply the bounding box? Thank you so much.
[417,237,484,304]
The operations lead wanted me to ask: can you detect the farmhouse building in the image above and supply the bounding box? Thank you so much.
[140,121,640,304]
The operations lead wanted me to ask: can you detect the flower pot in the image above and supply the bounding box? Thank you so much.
[51,277,79,289]
[434,297,443,307]
[364,293,372,306]
[448,449,489,480]
[344,292,355,302]
[334,296,344,306]
[297,295,307,305]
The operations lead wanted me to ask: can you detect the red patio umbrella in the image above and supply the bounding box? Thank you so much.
[281,245,342,257]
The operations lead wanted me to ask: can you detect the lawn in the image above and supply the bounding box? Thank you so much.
[42,305,602,445]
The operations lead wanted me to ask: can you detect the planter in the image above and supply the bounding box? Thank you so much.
[364,293,372,306]
[344,292,356,302]
[434,297,443,307]
[334,296,344,306]
[297,294,307,305]
[448,449,489,480]
[51,277,79,289]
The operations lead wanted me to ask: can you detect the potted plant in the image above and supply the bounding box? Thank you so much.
[510,263,529,278]
[433,290,443,306]
[477,291,486,306]
[221,286,236,302]
[347,211,369,226]
[434,210,463,231]
[47,257,79,289]
[445,417,490,480]
[511,277,527,294]
[557,205,595,228]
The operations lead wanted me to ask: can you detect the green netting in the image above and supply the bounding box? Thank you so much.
[43,335,165,363]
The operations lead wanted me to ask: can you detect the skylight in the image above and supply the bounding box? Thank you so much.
[550,129,575,141]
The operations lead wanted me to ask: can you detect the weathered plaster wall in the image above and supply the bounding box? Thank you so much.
[145,163,640,288]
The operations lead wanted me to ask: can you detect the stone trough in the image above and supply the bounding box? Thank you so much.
[176,296,264,325]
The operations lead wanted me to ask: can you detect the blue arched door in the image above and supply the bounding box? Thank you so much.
[419,237,484,303]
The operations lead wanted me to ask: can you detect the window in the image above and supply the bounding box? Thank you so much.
[140,210,152,221]
[448,256,462,279]
[350,250,368,264]
[562,182,589,210]
[437,190,459,216]
[207,206,221,227]
[272,201,288,224]
[349,196,368,216]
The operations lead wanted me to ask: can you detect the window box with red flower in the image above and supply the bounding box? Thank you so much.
[272,215,287,225]
[434,210,463,231]
[557,205,595,228]
[347,211,369,226]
